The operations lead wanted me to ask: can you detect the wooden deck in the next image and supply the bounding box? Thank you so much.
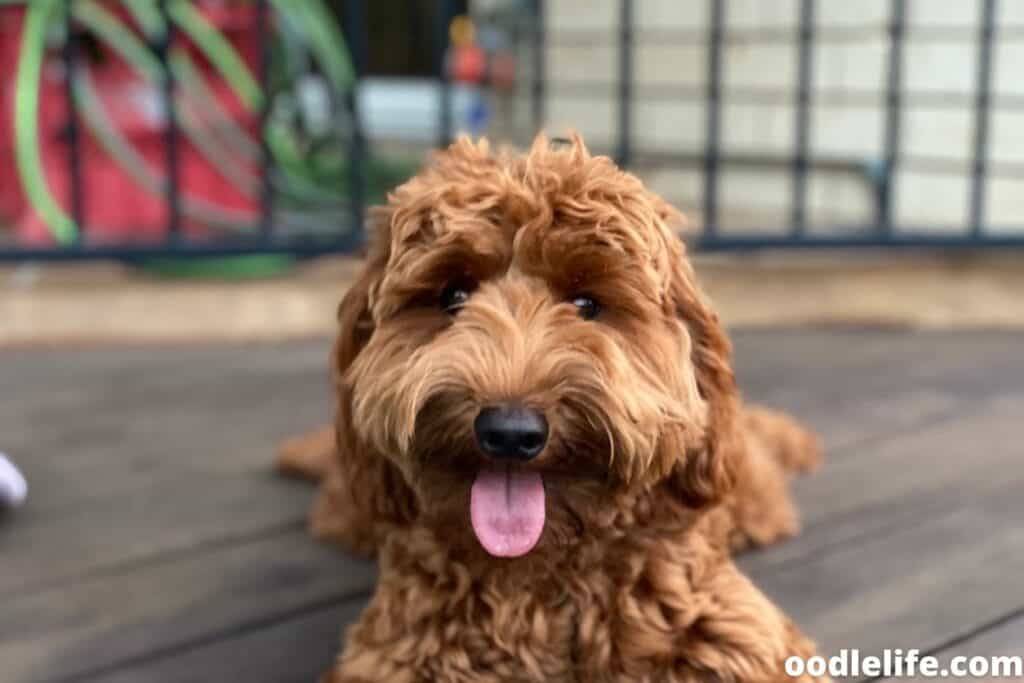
[2,330,1022,682]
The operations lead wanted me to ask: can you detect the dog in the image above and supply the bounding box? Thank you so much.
[279,134,825,682]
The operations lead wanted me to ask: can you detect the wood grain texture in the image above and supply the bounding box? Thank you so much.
[733,330,1024,452]
[755,482,1024,657]
[1,332,1021,682]
[739,395,1024,575]
[894,614,1024,682]
[0,343,333,595]
[96,599,368,683]
[0,531,374,683]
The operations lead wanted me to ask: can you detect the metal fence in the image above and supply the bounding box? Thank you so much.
[606,0,1024,249]
[2,0,1023,263]
[0,0,391,262]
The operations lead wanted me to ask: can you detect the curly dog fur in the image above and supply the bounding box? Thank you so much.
[279,134,825,682]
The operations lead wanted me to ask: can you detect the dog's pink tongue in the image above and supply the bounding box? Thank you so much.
[470,467,545,557]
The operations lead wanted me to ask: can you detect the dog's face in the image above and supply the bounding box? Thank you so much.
[338,136,737,560]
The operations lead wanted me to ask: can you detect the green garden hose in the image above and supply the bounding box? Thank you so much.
[71,64,352,236]
[75,0,162,80]
[122,2,265,184]
[71,66,257,231]
[273,0,354,93]
[81,0,353,204]
[73,1,261,210]
[166,0,262,111]
[14,0,76,243]
[170,51,261,164]
[10,0,362,242]
[121,0,162,38]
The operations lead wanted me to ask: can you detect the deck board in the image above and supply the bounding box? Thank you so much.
[895,614,1024,682]
[732,330,1024,452]
[2,331,1022,682]
[754,483,1024,657]
[0,343,332,595]
[96,600,366,683]
[0,531,374,683]
[738,394,1023,575]
[0,474,311,597]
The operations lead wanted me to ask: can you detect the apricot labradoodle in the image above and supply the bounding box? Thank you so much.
[279,134,825,682]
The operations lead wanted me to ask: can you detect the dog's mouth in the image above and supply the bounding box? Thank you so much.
[470,465,545,557]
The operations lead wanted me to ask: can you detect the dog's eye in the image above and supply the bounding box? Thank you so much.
[570,294,600,320]
[440,283,474,314]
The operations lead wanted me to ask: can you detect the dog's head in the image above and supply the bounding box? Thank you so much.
[336,135,738,560]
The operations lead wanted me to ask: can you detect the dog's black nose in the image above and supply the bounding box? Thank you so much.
[474,405,548,461]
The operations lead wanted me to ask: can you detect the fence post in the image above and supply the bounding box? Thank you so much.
[155,0,182,241]
[616,0,634,167]
[343,0,368,239]
[702,0,725,240]
[62,0,84,242]
[436,0,455,148]
[878,0,905,236]
[969,0,997,238]
[790,0,814,236]
[531,0,545,136]
[256,0,275,238]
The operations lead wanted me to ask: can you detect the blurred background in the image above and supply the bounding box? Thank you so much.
[2,0,1023,340]
[4,0,1024,256]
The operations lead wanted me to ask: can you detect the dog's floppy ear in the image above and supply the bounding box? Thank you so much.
[314,207,418,551]
[333,207,391,380]
[332,207,394,461]
[662,216,740,508]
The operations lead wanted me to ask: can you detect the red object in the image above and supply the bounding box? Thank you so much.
[0,6,26,226]
[0,1,262,245]
[450,44,516,91]
[451,45,487,85]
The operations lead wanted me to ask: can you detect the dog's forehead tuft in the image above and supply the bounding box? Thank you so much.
[383,134,683,282]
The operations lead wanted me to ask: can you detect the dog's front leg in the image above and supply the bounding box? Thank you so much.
[577,555,827,683]
[679,562,828,683]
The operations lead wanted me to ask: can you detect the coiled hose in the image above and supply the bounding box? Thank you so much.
[9,0,358,240]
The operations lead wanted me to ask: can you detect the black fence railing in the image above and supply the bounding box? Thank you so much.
[0,0,389,262]
[608,0,1024,249]
[2,0,1023,263]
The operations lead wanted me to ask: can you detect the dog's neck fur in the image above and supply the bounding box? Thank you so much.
[361,498,736,682]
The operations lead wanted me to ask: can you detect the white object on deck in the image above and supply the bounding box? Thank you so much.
[0,453,27,508]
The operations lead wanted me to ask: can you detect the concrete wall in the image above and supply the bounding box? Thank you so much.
[535,0,1024,234]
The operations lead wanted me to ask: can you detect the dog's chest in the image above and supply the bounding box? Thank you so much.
[375,532,681,681]
[438,566,638,682]
[385,562,584,681]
